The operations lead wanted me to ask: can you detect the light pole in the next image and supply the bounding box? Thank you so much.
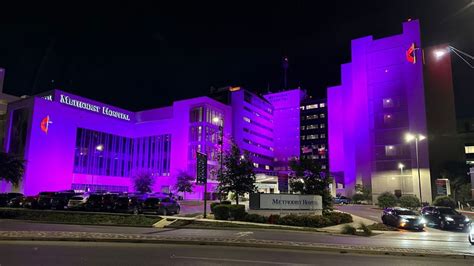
[405,133,426,204]
[433,45,473,69]
[398,163,405,175]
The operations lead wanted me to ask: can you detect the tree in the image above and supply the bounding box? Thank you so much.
[440,161,470,202]
[217,143,256,205]
[433,195,456,209]
[288,158,333,210]
[0,152,25,187]
[399,195,420,209]
[174,171,194,199]
[377,192,397,209]
[355,184,372,202]
[133,172,155,194]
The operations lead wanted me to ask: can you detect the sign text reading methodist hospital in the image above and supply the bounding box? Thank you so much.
[59,94,131,121]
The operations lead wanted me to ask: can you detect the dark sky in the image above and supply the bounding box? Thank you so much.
[1,1,473,116]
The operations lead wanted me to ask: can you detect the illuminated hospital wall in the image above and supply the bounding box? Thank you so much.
[328,20,433,202]
[3,90,231,199]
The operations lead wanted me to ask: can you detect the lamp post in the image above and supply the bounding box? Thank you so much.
[405,133,426,204]
[398,163,405,175]
[433,45,473,69]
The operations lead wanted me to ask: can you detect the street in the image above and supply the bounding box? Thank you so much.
[0,241,471,266]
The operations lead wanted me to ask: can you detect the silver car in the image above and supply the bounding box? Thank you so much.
[67,194,89,210]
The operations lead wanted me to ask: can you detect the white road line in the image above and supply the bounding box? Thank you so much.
[235,231,254,238]
[170,254,311,265]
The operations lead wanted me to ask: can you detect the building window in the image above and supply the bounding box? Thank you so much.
[253,162,259,168]
[320,123,325,128]
[385,145,397,156]
[465,146,474,154]
[300,106,305,110]
[301,136,306,140]
[321,155,326,159]
[320,113,325,118]
[306,114,318,120]
[321,165,327,169]
[383,114,392,124]
[190,107,203,122]
[320,134,326,138]
[301,126,305,130]
[383,98,394,108]
[306,124,318,130]
[306,104,318,110]
[265,165,270,170]
[319,103,325,108]
[307,135,318,140]
[243,117,251,123]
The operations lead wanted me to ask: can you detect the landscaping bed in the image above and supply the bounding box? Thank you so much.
[0,208,161,227]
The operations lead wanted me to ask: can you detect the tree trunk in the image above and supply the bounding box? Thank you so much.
[236,195,239,205]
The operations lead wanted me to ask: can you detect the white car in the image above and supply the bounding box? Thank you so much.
[67,194,89,210]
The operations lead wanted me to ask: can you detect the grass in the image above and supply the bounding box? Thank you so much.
[367,222,398,231]
[0,208,161,227]
[166,219,322,232]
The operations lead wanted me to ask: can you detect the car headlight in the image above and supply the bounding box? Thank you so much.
[419,218,427,224]
[400,218,409,223]
[445,217,454,222]
[465,217,470,222]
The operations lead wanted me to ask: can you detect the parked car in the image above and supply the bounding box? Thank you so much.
[382,207,426,230]
[7,194,26,208]
[333,196,351,205]
[36,192,57,209]
[141,196,180,215]
[421,206,470,230]
[51,192,80,210]
[84,193,120,212]
[0,193,24,207]
[67,194,90,210]
[23,196,39,209]
[113,195,144,214]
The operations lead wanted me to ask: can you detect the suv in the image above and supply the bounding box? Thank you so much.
[51,192,79,210]
[67,194,90,210]
[141,196,180,215]
[84,193,119,212]
[0,193,24,207]
[333,196,351,205]
[421,206,470,230]
[7,193,26,208]
[382,207,426,230]
[37,192,57,209]
[113,195,144,214]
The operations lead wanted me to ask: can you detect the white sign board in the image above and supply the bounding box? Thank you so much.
[259,194,322,210]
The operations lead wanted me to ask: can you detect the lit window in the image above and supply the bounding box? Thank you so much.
[320,113,325,118]
[253,163,259,168]
[306,124,318,130]
[465,146,474,154]
[306,104,318,110]
[321,155,326,159]
[307,135,317,140]
[385,145,396,156]
[319,103,325,108]
[301,126,305,130]
[383,98,394,108]
[320,134,326,138]
[383,114,392,124]
[301,136,306,140]
[320,123,325,128]
[321,165,327,169]
[243,117,251,123]
[300,106,305,110]
[265,165,270,170]
[306,114,318,120]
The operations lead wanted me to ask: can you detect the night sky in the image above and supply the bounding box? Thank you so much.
[1,1,473,116]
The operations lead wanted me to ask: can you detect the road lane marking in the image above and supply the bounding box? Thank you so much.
[170,254,311,265]
[235,231,254,238]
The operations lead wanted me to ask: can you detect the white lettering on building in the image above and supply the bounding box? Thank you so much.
[59,94,131,121]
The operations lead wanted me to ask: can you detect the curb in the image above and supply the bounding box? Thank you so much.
[0,232,473,260]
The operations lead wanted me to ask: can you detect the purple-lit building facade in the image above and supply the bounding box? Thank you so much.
[2,89,232,199]
[328,19,461,202]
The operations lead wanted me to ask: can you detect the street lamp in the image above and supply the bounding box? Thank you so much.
[398,163,405,175]
[405,133,426,204]
[433,45,473,69]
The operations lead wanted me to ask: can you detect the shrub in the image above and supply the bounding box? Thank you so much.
[276,214,302,226]
[433,196,456,209]
[367,223,398,231]
[228,205,246,220]
[399,195,420,209]
[359,223,372,236]
[213,205,230,220]
[324,212,353,225]
[276,214,331,228]
[221,200,232,205]
[351,193,365,204]
[341,224,357,235]
[268,214,280,224]
[377,192,398,209]
[244,213,267,223]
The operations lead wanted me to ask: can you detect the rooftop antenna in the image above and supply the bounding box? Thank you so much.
[282,56,289,90]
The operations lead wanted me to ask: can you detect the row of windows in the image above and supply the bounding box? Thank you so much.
[301,134,326,140]
[243,106,272,122]
[243,138,274,151]
[73,128,171,177]
[244,91,273,115]
[243,127,273,142]
[243,149,274,162]
[301,114,325,120]
[242,116,273,132]
[190,106,223,126]
[300,103,325,110]
[466,146,474,154]
[301,124,325,130]
[71,183,129,193]
[301,155,327,160]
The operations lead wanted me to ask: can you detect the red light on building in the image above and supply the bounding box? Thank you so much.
[40,115,51,134]
[406,43,416,64]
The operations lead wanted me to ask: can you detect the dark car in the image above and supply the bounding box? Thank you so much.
[23,196,39,209]
[0,193,25,207]
[333,196,351,205]
[141,196,180,215]
[421,206,470,230]
[51,192,79,210]
[84,193,119,212]
[113,195,144,214]
[382,207,426,230]
[37,192,57,209]
[7,194,26,208]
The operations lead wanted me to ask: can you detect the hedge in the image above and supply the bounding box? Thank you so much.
[213,205,231,220]
[241,212,352,228]
[210,201,231,214]
[0,208,161,227]
[377,192,398,209]
[228,205,246,220]
[433,196,456,209]
[399,195,420,208]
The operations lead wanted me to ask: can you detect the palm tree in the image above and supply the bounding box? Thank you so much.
[0,152,25,187]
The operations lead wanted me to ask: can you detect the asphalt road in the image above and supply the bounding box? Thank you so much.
[0,241,471,266]
[1,219,474,255]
